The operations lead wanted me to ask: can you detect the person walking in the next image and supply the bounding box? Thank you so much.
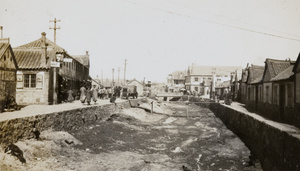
[91,85,98,104]
[80,85,86,104]
[67,89,74,102]
[86,86,92,105]
[105,88,109,99]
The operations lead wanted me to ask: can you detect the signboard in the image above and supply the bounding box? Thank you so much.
[51,61,60,67]
[56,53,63,62]
[63,58,73,63]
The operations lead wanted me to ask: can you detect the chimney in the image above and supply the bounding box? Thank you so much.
[0,26,3,39]
[86,51,89,56]
[41,32,47,66]
[0,26,10,43]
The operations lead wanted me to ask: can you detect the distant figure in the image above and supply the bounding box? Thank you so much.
[224,90,232,105]
[5,95,18,110]
[67,89,74,102]
[108,88,112,98]
[105,88,109,99]
[5,144,26,163]
[80,85,86,103]
[110,94,117,105]
[86,86,92,105]
[91,85,98,104]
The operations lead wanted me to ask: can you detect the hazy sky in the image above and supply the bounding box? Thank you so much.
[1,0,300,83]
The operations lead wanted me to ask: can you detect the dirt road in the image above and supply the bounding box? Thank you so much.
[0,101,262,171]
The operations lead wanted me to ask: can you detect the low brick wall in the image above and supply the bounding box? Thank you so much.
[209,103,300,171]
[0,100,137,146]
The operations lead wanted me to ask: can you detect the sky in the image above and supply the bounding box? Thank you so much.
[1,0,300,83]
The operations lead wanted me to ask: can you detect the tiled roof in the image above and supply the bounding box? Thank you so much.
[271,65,294,81]
[293,52,300,73]
[189,65,242,76]
[13,36,63,69]
[248,65,265,84]
[232,70,242,82]
[0,43,10,58]
[73,55,89,67]
[13,50,49,69]
[127,79,143,85]
[16,37,64,50]
[241,68,249,83]
[215,80,230,88]
[265,58,294,79]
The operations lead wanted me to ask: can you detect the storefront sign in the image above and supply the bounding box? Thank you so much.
[63,58,72,62]
[51,61,60,67]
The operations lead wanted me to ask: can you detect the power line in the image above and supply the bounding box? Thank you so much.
[166,0,300,39]
[121,0,300,42]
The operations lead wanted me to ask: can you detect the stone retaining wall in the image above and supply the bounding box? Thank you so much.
[0,100,136,146]
[209,102,300,171]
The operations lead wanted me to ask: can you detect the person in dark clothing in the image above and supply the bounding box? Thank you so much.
[110,94,117,105]
[86,86,92,105]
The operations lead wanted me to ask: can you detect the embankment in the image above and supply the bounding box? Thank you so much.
[208,102,300,171]
[0,100,141,146]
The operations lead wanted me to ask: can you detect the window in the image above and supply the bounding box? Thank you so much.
[265,86,269,103]
[24,74,36,88]
[194,77,198,81]
[287,84,293,107]
[259,86,262,102]
[195,87,198,91]
[273,85,278,105]
[247,87,250,100]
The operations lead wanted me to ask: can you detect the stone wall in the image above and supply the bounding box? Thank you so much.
[0,100,133,146]
[209,103,300,171]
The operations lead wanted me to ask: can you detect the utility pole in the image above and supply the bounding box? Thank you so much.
[124,59,127,85]
[49,18,61,51]
[118,67,120,84]
[49,18,61,104]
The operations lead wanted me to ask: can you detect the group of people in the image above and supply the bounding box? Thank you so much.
[64,84,122,105]
[98,88,113,99]
[79,84,99,105]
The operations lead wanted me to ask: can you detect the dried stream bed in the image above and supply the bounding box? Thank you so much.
[0,101,262,171]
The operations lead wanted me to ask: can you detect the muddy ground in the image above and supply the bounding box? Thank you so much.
[0,100,262,171]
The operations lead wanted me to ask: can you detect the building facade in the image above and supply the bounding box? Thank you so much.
[244,64,265,110]
[13,32,89,105]
[167,71,186,92]
[0,39,18,112]
[127,79,144,96]
[185,64,241,96]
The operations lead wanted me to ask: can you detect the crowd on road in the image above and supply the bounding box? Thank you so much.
[64,84,122,105]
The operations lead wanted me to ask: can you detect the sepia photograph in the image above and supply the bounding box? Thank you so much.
[1,0,300,170]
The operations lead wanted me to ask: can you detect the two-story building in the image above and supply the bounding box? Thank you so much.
[13,32,89,105]
[167,71,186,92]
[185,64,241,96]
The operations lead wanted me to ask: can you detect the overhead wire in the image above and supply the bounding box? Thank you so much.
[166,0,300,39]
[121,0,300,42]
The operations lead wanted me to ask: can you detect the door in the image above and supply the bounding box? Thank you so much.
[255,86,258,110]
[279,85,285,120]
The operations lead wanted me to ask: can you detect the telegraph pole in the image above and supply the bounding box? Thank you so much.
[124,59,127,85]
[49,18,61,51]
[49,18,61,104]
